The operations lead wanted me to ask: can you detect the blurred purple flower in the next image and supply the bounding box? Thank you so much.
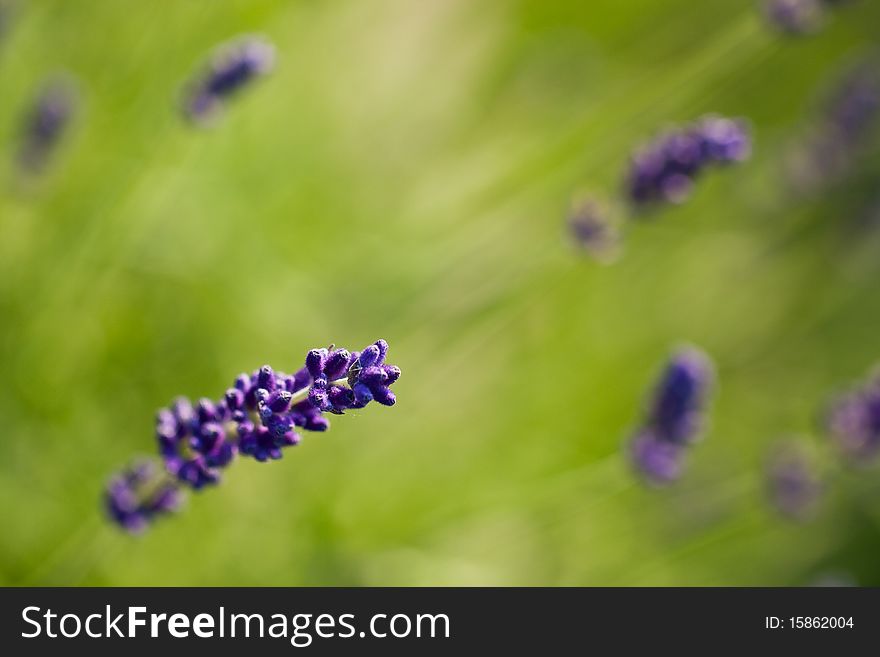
[156,396,236,489]
[626,116,751,207]
[104,461,181,534]
[766,441,823,520]
[628,346,714,484]
[826,371,880,464]
[567,198,620,262]
[183,36,275,123]
[788,60,880,190]
[762,0,825,34]
[646,347,714,445]
[629,431,685,485]
[17,76,77,173]
[762,0,858,35]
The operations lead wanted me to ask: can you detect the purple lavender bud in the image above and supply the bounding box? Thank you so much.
[225,387,245,411]
[204,439,237,469]
[146,485,181,515]
[359,365,389,386]
[157,401,188,457]
[328,385,355,413]
[629,431,685,485]
[237,421,257,456]
[659,172,694,204]
[374,340,389,365]
[766,442,822,520]
[287,367,312,393]
[628,149,664,203]
[699,116,752,163]
[234,373,250,392]
[382,365,401,384]
[648,347,713,444]
[306,349,328,378]
[191,421,223,453]
[664,131,705,175]
[567,198,620,262]
[289,401,331,432]
[324,349,352,380]
[762,0,825,35]
[353,382,374,406]
[105,460,182,533]
[155,392,239,489]
[266,412,294,439]
[156,409,179,442]
[266,389,293,413]
[197,397,220,424]
[256,365,276,392]
[242,426,284,462]
[358,345,381,368]
[370,385,397,406]
[278,431,301,447]
[175,457,220,489]
[184,36,275,124]
[306,414,330,432]
[308,383,331,412]
[171,396,195,427]
[17,76,77,174]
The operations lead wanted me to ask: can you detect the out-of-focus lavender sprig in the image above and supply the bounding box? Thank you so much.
[762,0,826,34]
[105,339,400,532]
[183,36,275,124]
[762,0,857,35]
[566,197,621,263]
[628,346,714,484]
[825,369,880,464]
[16,76,78,174]
[788,61,880,191]
[626,116,751,208]
[104,461,182,534]
[766,441,823,520]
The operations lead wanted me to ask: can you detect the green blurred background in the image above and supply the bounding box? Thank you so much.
[1,0,879,586]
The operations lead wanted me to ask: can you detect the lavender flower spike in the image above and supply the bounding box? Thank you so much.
[626,115,751,208]
[107,339,401,532]
[17,76,77,174]
[628,346,714,484]
[183,35,275,123]
[647,347,713,445]
[762,0,825,35]
[788,61,880,191]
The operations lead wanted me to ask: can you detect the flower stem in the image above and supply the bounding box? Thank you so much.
[288,377,350,405]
